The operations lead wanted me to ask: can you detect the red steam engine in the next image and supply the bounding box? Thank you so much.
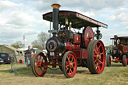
[106,35,128,66]
[31,4,108,78]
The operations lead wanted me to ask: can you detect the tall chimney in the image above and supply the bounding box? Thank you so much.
[51,4,60,32]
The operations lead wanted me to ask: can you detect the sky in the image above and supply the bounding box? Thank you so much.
[0,0,128,47]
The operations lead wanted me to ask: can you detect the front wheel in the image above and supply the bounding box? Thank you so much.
[87,40,106,74]
[31,52,48,77]
[122,55,127,66]
[62,51,77,78]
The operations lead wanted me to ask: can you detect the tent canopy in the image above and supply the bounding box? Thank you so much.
[0,45,24,62]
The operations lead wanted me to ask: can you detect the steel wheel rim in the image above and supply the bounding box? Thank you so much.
[34,54,47,76]
[94,41,105,73]
[65,53,77,77]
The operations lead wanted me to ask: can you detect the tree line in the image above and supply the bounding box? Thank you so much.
[11,31,49,50]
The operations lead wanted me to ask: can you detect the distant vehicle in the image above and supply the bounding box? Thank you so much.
[0,53,12,64]
[106,35,128,66]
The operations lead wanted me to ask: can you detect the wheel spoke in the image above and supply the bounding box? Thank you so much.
[94,49,98,55]
[100,52,104,55]
[66,62,69,65]
[36,56,40,62]
[36,67,38,72]
[67,56,70,62]
[66,64,70,68]
[97,66,101,71]
[96,45,100,52]
[94,54,97,57]
[71,57,74,62]
[39,68,42,73]
[95,45,98,50]
[66,67,69,72]
[94,58,97,63]
[98,60,103,65]
[69,69,73,74]
[97,44,101,50]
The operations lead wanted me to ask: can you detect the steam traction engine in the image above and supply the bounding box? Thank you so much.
[31,4,108,78]
[106,35,128,66]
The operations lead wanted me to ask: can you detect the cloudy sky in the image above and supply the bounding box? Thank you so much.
[0,0,128,47]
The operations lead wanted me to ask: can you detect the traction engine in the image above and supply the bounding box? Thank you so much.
[106,35,128,67]
[31,4,108,78]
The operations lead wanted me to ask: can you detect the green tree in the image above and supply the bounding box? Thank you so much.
[31,31,49,50]
[11,41,23,49]
[108,45,114,50]
[31,40,43,50]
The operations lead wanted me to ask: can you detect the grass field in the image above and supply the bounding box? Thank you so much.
[0,63,128,85]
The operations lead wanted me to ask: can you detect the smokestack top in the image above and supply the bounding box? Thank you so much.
[51,4,61,9]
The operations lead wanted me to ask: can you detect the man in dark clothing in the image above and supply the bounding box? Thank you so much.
[25,45,31,65]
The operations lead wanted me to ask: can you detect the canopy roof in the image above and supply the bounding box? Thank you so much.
[43,10,108,29]
[111,36,128,40]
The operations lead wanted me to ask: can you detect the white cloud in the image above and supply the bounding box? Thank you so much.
[0,0,128,47]
[108,7,128,22]
[31,0,128,12]
[0,1,42,46]
[7,11,36,27]
[0,1,23,11]
[125,26,128,30]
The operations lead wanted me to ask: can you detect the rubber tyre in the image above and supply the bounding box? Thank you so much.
[62,51,77,78]
[31,52,48,77]
[122,55,127,66]
[87,40,106,74]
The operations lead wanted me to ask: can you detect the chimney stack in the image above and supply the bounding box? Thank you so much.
[51,4,61,32]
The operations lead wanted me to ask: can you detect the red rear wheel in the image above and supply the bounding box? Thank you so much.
[87,40,106,74]
[62,51,77,78]
[31,52,48,77]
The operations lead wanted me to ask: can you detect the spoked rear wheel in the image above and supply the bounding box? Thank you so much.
[62,51,77,78]
[87,40,106,74]
[31,52,48,77]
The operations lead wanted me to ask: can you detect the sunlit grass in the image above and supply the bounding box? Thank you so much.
[0,63,128,85]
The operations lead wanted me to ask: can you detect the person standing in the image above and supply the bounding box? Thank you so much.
[25,45,31,65]
[106,48,110,55]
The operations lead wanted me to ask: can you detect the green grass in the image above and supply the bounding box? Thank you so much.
[1,63,128,85]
